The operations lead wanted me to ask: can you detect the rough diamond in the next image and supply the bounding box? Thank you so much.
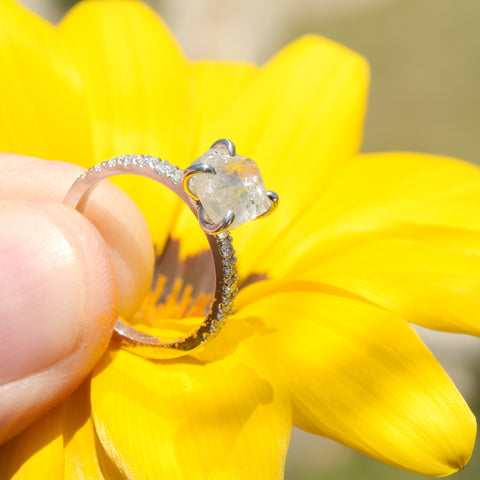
[188,144,271,229]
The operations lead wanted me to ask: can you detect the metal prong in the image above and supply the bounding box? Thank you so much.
[199,207,235,235]
[210,139,236,157]
[256,191,279,220]
[182,163,216,200]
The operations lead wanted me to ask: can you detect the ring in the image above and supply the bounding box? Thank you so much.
[64,139,278,359]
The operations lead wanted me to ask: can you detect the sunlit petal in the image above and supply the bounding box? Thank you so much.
[63,380,125,480]
[0,0,93,164]
[59,0,192,248]
[280,153,480,335]
[236,282,476,476]
[212,36,368,277]
[0,405,63,479]
[170,36,368,269]
[171,60,258,259]
[91,345,291,480]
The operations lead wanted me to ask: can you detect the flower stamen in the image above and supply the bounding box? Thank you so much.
[136,274,212,325]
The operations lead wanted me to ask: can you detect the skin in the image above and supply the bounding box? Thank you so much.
[0,153,154,445]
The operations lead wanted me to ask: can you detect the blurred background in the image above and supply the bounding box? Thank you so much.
[18,0,480,479]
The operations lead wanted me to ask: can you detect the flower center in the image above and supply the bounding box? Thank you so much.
[132,238,215,329]
[136,275,212,322]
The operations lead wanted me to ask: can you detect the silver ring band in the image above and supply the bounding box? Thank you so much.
[64,140,277,359]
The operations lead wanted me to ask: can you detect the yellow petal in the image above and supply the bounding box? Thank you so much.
[170,60,258,258]
[283,153,480,335]
[189,60,258,143]
[0,405,64,479]
[59,0,191,248]
[267,152,480,275]
[0,0,93,164]
[170,36,368,268]
[63,380,123,480]
[236,282,476,476]
[299,226,480,335]
[90,345,291,480]
[59,0,190,162]
[200,35,368,277]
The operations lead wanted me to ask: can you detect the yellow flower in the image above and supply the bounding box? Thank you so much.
[0,0,479,478]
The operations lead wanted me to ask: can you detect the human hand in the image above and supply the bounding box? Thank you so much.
[0,154,153,445]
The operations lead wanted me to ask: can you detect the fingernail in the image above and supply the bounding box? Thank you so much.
[0,204,81,384]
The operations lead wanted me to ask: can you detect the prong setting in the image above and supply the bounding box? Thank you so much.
[210,138,236,156]
[256,190,279,220]
[182,163,216,200]
[199,208,235,235]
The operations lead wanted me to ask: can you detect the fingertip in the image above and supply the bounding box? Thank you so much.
[79,180,154,318]
[0,154,155,445]
[0,201,117,444]
[0,154,154,318]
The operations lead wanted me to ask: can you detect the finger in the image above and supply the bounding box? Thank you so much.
[0,201,117,444]
[0,153,154,318]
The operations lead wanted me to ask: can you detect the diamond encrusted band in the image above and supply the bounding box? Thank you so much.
[64,139,278,359]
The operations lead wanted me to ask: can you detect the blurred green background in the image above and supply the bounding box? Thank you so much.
[18,0,480,478]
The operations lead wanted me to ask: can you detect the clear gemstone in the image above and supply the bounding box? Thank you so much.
[137,156,147,168]
[170,168,182,185]
[223,275,237,288]
[163,163,175,174]
[216,231,228,240]
[220,242,234,259]
[144,156,157,169]
[223,261,237,278]
[156,161,173,176]
[222,284,231,296]
[222,297,234,311]
[188,144,271,229]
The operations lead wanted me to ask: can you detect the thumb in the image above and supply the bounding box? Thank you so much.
[0,200,117,445]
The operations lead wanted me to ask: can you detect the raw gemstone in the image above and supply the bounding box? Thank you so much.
[188,144,271,229]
